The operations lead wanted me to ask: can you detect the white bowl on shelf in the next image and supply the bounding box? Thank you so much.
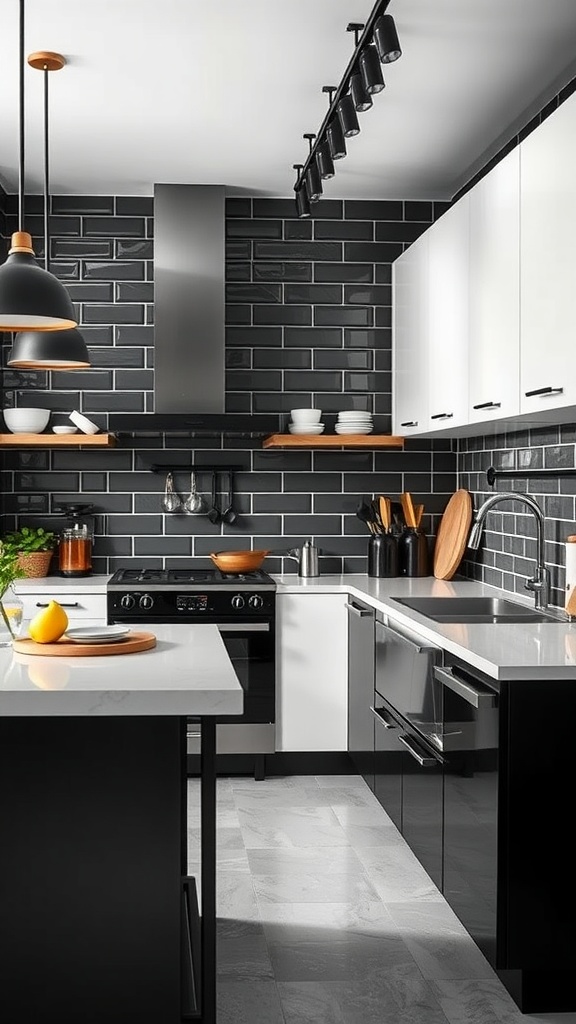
[288,423,325,435]
[2,408,50,434]
[290,408,322,425]
[69,410,100,434]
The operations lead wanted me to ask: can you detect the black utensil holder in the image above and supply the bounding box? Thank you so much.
[368,533,399,578]
[398,528,429,577]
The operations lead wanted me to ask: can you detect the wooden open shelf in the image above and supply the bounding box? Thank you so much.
[262,433,405,449]
[0,433,117,448]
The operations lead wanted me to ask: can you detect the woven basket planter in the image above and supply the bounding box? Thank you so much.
[16,550,53,578]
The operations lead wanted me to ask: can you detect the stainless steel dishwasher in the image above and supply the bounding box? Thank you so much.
[373,614,444,887]
[347,598,376,791]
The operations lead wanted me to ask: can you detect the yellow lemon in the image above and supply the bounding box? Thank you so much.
[28,600,69,644]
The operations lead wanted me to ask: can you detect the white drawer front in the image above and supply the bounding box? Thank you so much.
[19,594,107,624]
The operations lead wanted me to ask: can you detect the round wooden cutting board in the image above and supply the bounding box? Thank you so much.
[12,631,156,657]
[433,489,473,580]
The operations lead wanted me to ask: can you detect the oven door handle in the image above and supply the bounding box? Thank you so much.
[434,665,497,708]
[216,623,270,632]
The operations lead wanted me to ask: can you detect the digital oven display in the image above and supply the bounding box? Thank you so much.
[176,594,209,613]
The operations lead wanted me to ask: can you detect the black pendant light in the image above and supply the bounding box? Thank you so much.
[8,49,90,369]
[0,1,77,332]
[374,14,402,63]
[359,44,385,95]
[293,165,311,219]
[336,93,360,138]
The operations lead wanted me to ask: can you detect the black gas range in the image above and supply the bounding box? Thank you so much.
[107,567,276,621]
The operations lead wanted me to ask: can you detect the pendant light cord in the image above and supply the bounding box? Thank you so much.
[43,63,49,271]
[18,0,25,233]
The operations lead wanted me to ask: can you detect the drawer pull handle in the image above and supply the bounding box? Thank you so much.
[434,665,496,708]
[397,733,441,767]
[400,420,418,427]
[524,386,563,398]
[430,412,453,420]
[473,401,501,410]
[35,601,80,608]
[370,706,396,729]
[346,602,374,618]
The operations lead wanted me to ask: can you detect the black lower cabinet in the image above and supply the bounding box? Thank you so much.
[372,699,443,890]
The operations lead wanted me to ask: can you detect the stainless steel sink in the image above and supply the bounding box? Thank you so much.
[392,596,560,623]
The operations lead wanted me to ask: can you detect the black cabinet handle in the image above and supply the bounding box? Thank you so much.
[370,706,396,729]
[524,386,564,397]
[472,401,501,410]
[35,601,79,608]
[430,412,453,420]
[400,420,418,427]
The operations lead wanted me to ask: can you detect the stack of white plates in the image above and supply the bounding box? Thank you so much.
[288,423,325,435]
[334,411,373,435]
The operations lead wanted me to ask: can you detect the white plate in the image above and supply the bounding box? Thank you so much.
[337,412,373,420]
[288,424,325,434]
[334,425,373,434]
[65,626,131,643]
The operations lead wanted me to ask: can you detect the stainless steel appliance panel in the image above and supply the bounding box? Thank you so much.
[375,617,441,745]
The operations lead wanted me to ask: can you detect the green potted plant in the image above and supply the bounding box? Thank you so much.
[1,526,57,579]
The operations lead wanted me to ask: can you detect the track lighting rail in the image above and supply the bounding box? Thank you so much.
[294,0,392,196]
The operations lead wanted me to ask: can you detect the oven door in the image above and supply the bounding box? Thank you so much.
[215,621,275,725]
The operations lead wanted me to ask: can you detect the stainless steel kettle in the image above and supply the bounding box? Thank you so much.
[287,539,320,577]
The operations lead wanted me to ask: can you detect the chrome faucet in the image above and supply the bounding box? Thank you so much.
[467,492,550,610]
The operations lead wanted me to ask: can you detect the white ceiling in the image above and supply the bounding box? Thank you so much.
[1,0,576,200]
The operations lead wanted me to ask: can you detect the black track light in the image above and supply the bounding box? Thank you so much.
[326,117,347,160]
[374,14,402,64]
[305,161,322,202]
[336,93,360,138]
[316,141,335,180]
[359,44,385,95]
[349,71,372,112]
[293,164,311,219]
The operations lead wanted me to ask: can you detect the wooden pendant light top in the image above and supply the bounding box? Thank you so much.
[27,51,66,72]
[9,231,34,254]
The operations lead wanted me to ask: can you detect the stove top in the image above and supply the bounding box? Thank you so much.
[108,568,276,589]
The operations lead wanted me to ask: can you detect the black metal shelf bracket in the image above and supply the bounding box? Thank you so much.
[486,465,576,486]
[144,461,243,474]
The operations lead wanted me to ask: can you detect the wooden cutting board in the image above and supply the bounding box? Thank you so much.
[12,631,156,657]
[433,490,473,580]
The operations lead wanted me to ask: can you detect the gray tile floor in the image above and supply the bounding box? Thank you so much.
[187,774,576,1024]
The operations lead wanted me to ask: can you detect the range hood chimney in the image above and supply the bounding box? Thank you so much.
[154,183,225,413]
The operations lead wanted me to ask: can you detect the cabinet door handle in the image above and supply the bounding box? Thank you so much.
[400,420,418,427]
[434,665,497,708]
[346,601,375,618]
[524,386,564,397]
[472,401,501,410]
[370,706,396,729]
[430,412,453,420]
[397,733,442,767]
[35,601,79,608]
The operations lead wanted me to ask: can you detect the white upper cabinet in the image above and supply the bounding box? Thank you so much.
[392,233,429,437]
[427,196,470,431]
[520,94,576,416]
[469,147,520,424]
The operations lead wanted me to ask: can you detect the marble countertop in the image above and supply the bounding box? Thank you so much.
[0,623,243,718]
[273,574,576,681]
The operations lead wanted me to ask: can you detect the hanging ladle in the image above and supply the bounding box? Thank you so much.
[161,471,182,513]
[183,470,205,514]
[207,470,221,524]
[221,471,238,525]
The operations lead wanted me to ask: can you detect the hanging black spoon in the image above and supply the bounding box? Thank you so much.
[207,471,221,524]
[221,471,238,525]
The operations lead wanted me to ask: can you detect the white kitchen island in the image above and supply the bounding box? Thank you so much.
[0,623,243,1024]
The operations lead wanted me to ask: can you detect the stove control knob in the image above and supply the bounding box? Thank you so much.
[231,594,245,610]
[120,594,136,610]
[139,593,154,610]
[248,595,263,609]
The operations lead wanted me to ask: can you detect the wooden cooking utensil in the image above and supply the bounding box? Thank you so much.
[400,492,417,528]
[414,504,424,528]
[379,496,391,531]
[433,489,473,580]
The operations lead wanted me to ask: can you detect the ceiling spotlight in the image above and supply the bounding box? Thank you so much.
[305,162,322,202]
[293,165,311,219]
[374,14,402,63]
[337,93,360,138]
[359,44,385,95]
[316,141,335,180]
[326,117,347,160]
[349,71,372,112]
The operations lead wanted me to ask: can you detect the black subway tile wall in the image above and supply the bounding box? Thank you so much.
[0,193,458,574]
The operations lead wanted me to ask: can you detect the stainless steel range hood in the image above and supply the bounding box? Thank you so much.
[108,184,280,436]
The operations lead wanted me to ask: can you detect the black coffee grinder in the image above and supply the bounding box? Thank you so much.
[55,503,95,577]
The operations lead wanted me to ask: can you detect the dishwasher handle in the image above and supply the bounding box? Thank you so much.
[397,732,443,767]
[434,665,497,708]
[346,601,375,619]
[377,620,439,656]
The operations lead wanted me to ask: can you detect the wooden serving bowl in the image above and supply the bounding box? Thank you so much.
[209,550,269,573]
